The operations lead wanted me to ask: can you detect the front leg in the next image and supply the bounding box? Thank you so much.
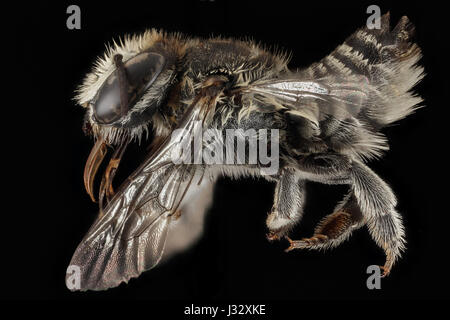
[266,168,305,240]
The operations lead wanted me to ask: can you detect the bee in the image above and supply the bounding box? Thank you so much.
[67,13,424,291]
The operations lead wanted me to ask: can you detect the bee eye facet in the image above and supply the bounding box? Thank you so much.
[93,52,165,124]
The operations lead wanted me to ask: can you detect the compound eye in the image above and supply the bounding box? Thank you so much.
[92,52,165,124]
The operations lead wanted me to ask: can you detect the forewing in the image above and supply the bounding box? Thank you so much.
[245,78,369,126]
[67,98,210,291]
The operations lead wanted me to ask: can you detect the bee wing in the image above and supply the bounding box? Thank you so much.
[67,91,219,291]
[244,77,370,126]
[242,13,423,129]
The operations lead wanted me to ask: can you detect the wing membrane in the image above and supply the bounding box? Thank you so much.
[243,76,371,126]
[67,92,217,291]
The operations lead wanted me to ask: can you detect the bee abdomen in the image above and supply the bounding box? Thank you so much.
[309,13,424,130]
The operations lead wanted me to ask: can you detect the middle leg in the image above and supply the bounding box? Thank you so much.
[286,192,365,251]
[285,152,362,250]
[266,167,305,240]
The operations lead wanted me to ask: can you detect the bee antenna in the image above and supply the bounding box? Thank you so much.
[113,54,129,116]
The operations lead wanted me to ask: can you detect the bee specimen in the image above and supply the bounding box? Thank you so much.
[67,13,424,291]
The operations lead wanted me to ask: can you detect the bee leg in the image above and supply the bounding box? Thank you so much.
[266,168,305,241]
[285,192,364,250]
[350,166,404,277]
[286,159,405,276]
[297,152,353,177]
[282,153,355,245]
[348,161,406,276]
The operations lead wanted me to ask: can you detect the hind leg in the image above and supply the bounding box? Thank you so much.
[351,161,405,276]
[287,159,406,276]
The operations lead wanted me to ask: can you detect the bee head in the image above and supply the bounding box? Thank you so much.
[76,30,183,144]
[76,30,185,205]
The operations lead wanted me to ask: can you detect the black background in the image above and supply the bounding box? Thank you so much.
[8,0,448,306]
